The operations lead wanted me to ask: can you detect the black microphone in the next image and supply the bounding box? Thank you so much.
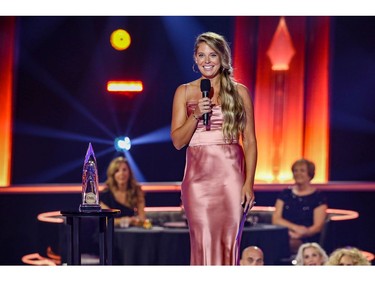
[200,79,211,125]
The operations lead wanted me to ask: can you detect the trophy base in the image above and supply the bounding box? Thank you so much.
[79,204,102,213]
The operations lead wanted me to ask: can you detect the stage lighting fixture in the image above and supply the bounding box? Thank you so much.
[114,136,131,151]
[110,29,131,51]
[107,81,143,94]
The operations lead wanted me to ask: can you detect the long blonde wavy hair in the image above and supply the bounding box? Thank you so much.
[105,156,144,208]
[194,32,246,142]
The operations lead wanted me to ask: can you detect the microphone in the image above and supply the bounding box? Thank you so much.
[200,79,211,125]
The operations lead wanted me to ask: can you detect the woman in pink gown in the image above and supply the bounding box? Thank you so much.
[171,32,257,265]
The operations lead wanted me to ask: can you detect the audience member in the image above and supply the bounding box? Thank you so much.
[272,158,328,254]
[100,156,146,227]
[240,246,264,266]
[326,247,371,265]
[294,242,328,265]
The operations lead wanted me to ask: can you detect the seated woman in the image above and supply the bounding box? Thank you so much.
[100,156,146,227]
[326,247,371,265]
[294,242,328,265]
[272,158,328,254]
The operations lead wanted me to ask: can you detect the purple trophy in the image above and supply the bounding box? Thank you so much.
[79,143,102,212]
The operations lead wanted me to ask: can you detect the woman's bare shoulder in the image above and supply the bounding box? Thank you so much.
[175,80,201,101]
[235,82,250,93]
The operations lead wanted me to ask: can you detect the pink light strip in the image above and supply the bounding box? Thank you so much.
[37,207,359,223]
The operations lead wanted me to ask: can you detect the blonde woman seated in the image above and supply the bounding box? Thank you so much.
[326,247,371,265]
[294,242,328,265]
[100,156,146,227]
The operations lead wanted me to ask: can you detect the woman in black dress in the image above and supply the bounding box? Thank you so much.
[272,158,328,254]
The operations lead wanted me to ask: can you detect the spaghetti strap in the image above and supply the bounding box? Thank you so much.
[184,83,188,102]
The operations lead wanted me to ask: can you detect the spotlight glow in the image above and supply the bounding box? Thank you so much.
[110,29,131,51]
[115,136,131,151]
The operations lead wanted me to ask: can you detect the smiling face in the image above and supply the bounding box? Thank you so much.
[292,162,311,185]
[303,247,324,265]
[194,42,221,79]
[114,161,130,189]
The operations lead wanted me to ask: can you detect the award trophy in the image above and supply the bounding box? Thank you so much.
[79,143,102,212]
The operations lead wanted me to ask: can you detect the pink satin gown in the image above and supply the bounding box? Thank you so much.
[181,101,245,265]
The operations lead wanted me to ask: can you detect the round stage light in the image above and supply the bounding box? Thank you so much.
[114,136,131,151]
[110,29,131,51]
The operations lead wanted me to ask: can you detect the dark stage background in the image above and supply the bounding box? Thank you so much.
[10,16,375,184]
[1,16,375,265]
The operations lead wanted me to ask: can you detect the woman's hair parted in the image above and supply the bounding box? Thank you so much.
[292,158,316,179]
[295,242,328,265]
[194,32,246,142]
[105,156,144,208]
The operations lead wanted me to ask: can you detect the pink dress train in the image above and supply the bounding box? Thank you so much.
[181,101,245,265]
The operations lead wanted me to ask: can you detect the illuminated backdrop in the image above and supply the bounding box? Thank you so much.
[0,16,374,185]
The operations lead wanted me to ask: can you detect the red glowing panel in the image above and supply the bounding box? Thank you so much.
[107,81,143,93]
[0,17,15,187]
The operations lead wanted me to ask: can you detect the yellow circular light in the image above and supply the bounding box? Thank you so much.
[110,29,131,51]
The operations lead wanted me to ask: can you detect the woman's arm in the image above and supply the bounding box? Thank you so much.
[238,84,257,210]
[305,204,328,237]
[170,84,203,150]
[272,199,302,230]
[273,200,328,238]
[136,192,146,221]
[99,201,110,210]
[100,201,123,226]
